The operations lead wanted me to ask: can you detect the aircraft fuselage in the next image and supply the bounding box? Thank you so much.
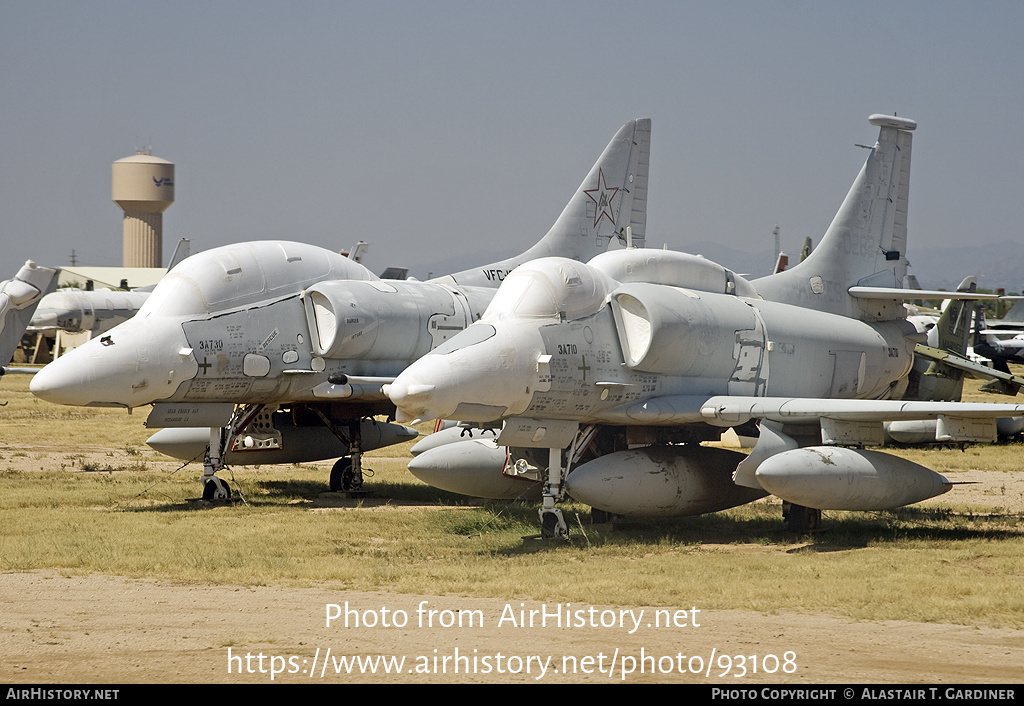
[388,266,917,426]
[29,241,494,409]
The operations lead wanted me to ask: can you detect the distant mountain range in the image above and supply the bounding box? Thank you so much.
[901,241,1024,293]
[406,240,1024,294]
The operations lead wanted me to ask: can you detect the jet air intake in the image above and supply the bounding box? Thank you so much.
[609,283,760,378]
[302,280,473,362]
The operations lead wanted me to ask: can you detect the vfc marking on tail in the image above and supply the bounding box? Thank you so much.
[482,269,512,282]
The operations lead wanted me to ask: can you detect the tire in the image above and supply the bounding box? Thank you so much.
[541,511,561,539]
[783,502,821,532]
[202,478,231,501]
[330,458,354,492]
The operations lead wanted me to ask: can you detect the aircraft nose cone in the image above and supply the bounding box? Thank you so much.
[30,343,140,407]
[389,381,437,402]
[29,357,90,405]
[390,322,539,424]
[387,375,439,422]
[29,321,196,408]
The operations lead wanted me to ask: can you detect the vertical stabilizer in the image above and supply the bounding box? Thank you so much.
[996,296,1024,329]
[433,118,651,287]
[167,238,191,270]
[933,277,977,357]
[906,276,977,401]
[754,115,917,321]
[0,261,59,370]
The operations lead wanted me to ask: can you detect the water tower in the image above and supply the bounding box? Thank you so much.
[112,152,174,267]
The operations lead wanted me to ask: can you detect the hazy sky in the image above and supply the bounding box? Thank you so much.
[3,1,1022,278]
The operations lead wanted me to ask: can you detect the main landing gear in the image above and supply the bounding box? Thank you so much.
[782,502,822,533]
[317,415,367,496]
[197,404,374,500]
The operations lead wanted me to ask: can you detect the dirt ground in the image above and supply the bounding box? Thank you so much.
[1,444,1023,684]
[0,570,1022,684]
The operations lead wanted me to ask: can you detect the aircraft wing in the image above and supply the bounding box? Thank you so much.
[601,394,1024,429]
[697,396,1024,425]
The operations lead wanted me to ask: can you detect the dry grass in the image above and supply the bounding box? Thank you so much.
[2,373,1024,628]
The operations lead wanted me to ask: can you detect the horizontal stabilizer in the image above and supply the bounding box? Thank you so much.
[850,287,999,301]
[915,343,1024,395]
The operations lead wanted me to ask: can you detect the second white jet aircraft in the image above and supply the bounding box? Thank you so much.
[388,115,1024,537]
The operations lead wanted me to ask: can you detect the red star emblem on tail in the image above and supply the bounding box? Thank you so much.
[583,168,619,228]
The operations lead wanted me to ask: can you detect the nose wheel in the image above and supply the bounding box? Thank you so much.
[202,477,232,501]
[539,507,567,539]
[200,421,237,502]
[314,413,368,496]
[537,447,569,540]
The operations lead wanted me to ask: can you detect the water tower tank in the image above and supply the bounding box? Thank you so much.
[112,153,175,268]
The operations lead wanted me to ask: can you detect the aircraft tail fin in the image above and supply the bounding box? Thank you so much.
[909,276,977,401]
[432,118,651,287]
[754,115,917,321]
[933,277,977,356]
[997,296,1024,328]
[972,303,1000,353]
[167,239,191,270]
[0,261,59,372]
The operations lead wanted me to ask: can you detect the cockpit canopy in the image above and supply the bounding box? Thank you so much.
[138,241,375,317]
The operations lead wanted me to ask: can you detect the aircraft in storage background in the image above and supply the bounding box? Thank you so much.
[971,306,1024,379]
[387,114,1024,537]
[29,118,651,500]
[1,261,59,376]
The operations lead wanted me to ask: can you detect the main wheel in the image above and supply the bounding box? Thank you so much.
[330,457,355,492]
[783,502,821,532]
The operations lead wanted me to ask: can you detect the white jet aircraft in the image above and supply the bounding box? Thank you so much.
[29,118,652,499]
[1,261,60,376]
[387,115,1024,536]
